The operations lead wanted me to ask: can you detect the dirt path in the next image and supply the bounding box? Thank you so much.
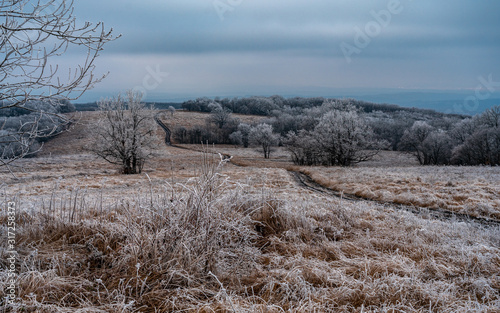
[154,113,172,146]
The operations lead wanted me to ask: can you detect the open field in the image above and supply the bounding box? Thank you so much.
[1,111,500,312]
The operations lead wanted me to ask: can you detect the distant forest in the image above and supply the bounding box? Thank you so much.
[177,96,500,166]
[75,102,182,111]
[181,95,466,118]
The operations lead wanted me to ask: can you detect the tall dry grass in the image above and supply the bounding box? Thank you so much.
[0,152,260,311]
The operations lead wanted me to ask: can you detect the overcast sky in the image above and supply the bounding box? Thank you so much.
[69,0,500,102]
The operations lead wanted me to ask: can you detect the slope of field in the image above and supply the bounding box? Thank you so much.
[1,111,499,312]
[37,110,265,156]
[301,166,500,220]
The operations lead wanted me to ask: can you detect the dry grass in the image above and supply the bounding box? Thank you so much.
[156,110,265,130]
[2,156,500,312]
[1,111,500,312]
[301,166,500,220]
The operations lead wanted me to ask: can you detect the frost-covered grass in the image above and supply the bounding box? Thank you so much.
[302,166,500,220]
[1,152,500,312]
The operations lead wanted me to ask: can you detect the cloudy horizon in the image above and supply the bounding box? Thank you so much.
[68,0,500,109]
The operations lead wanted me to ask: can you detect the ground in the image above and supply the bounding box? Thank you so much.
[1,110,499,312]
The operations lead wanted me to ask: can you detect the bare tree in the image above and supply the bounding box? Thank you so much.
[0,0,117,165]
[249,123,279,158]
[89,91,157,174]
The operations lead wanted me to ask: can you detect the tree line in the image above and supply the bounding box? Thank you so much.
[178,96,500,167]
[4,92,497,174]
[399,106,500,165]
[4,93,499,175]
[181,95,455,117]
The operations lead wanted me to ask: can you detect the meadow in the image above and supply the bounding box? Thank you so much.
[1,111,499,312]
[300,164,500,221]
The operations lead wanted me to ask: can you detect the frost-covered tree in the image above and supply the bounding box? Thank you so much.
[0,0,117,166]
[452,128,500,166]
[399,121,456,165]
[421,130,453,165]
[283,103,382,166]
[284,130,322,165]
[168,106,176,117]
[451,107,500,166]
[311,108,379,166]
[229,131,243,146]
[479,106,500,128]
[229,123,252,147]
[89,91,157,174]
[399,121,435,165]
[449,118,477,145]
[208,103,232,129]
[249,123,279,158]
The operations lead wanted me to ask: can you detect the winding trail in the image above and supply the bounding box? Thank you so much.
[154,114,172,146]
[155,120,500,228]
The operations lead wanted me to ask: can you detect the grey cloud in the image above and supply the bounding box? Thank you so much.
[92,0,499,56]
[71,0,500,98]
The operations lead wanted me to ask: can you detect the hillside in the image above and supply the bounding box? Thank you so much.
[1,110,499,312]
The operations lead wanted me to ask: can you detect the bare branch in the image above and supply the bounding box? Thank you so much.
[0,0,118,167]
